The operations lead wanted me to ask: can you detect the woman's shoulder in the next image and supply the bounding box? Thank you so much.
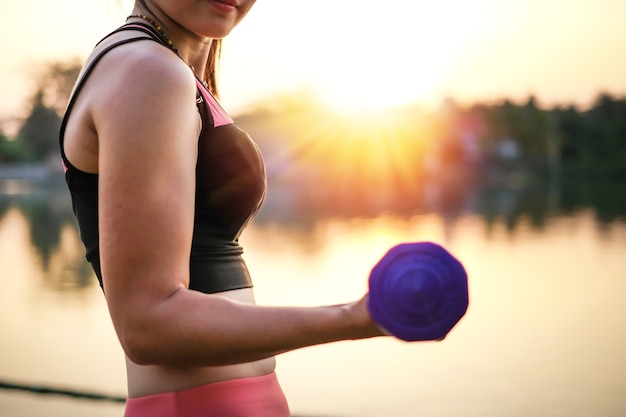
[75,28,200,152]
[91,30,192,88]
[82,33,196,118]
[66,25,190,109]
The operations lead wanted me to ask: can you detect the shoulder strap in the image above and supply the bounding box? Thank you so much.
[96,21,167,48]
[68,22,170,113]
[59,23,171,166]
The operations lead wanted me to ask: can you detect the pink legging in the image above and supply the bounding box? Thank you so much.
[124,372,290,417]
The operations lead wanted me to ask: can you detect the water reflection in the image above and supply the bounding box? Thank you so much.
[1,173,625,293]
[0,177,94,293]
[0,174,625,417]
[255,175,626,242]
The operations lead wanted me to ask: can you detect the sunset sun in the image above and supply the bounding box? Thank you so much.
[300,2,491,116]
[317,60,440,115]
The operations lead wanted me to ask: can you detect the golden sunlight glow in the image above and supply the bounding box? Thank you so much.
[317,65,435,115]
[222,0,626,116]
[303,2,493,114]
[257,101,438,215]
[2,0,626,119]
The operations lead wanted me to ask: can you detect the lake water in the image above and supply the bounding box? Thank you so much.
[0,174,625,417]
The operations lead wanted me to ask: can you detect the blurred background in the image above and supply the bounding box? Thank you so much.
[1,1,625,416]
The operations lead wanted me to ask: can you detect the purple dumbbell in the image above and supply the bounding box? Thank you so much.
[367,242,469,341]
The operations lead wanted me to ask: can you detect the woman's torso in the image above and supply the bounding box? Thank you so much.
[60,25,275,397]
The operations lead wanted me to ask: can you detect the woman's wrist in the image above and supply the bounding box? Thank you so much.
[341,295,387,340]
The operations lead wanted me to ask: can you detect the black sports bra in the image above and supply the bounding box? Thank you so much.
[59,22,266,293]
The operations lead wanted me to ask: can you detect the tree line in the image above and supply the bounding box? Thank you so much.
[451,94,626,178]
[1,59,625,179]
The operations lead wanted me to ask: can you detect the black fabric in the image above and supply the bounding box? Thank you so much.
[59,23,265,293]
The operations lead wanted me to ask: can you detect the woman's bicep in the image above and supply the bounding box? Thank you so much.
[95,56,199,308]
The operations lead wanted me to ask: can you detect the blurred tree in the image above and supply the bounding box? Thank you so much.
[584,93,626,165]
[0,130,29,162]
[518,96,548,162]
[0,135,30,163]
[6,59,82,162]
[35,58,83,115]
[14,91,62,161]
[556,105,588,167]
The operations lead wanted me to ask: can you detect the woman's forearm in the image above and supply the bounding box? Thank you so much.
[114,288,382,367]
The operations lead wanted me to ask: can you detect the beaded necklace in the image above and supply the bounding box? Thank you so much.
[126,14,208,88]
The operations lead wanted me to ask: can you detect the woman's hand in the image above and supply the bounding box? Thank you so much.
[343,294,388,339]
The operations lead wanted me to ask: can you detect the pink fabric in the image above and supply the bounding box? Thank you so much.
[124,372,290,417]
[196,80,233,127]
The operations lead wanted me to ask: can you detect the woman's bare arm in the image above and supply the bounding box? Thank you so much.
[125,289,380,366]
[92,42,382,367]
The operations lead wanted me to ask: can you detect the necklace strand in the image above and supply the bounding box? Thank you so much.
[126,14,208,88]
[127,14,176,50]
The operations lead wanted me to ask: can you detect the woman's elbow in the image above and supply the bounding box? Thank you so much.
[106,287,188,365]
[112,311,168,365]
[119,329,158,365]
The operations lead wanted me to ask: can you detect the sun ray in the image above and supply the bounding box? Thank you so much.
[254,101,438,215]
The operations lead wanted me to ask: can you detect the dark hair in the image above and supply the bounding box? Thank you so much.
[206,39,221,98]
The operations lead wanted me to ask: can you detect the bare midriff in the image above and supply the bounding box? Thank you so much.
[125,288,276,398]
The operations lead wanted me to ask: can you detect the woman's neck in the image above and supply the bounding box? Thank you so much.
[131,4,212,80]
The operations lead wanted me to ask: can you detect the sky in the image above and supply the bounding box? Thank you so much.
[2,0,626,128]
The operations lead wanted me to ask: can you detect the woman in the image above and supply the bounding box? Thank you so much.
[59,0,386,415]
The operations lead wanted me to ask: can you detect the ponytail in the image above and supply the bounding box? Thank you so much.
[205,39,222,98]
